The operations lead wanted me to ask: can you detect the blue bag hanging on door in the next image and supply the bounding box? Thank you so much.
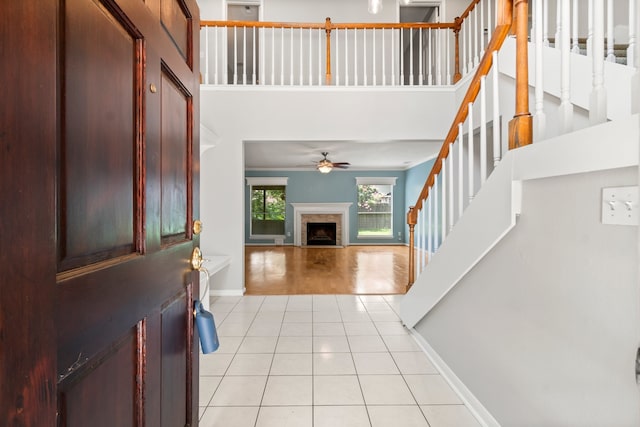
[194,299,219,354]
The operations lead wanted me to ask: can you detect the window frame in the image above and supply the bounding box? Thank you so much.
[355,177,397,239]
[246,177,288,239]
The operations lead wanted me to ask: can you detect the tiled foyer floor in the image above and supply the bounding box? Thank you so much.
[199,294,482,427]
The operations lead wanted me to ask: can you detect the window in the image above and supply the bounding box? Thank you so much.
[356,177,397,238]
[247,177,288,237]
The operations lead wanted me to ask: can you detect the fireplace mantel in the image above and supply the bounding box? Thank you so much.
[291,203,352,247]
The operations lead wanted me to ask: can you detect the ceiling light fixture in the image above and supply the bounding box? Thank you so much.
[317,160,333,173]
[368,0,382,14]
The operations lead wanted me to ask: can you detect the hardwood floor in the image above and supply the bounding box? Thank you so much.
[245,245,409,295]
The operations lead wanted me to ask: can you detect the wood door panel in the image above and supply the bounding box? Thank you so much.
[160,292,189,426]
[160,0,190,63]
[160,69,192,244]
[56,247,193,374]
[59,327,137,426]
[60,0,143,271]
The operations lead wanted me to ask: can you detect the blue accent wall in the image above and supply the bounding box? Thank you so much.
[404,158,436,238]
[245,170,407,245]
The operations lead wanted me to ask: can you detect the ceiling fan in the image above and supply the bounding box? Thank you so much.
[315,152,350,173]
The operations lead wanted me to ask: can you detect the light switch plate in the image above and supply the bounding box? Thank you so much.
[602,186,638,225]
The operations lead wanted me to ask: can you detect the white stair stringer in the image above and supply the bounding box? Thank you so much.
[400,113,640,329]
[401,153,521,329]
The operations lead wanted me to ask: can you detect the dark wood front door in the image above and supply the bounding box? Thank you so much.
[1,0,201,425]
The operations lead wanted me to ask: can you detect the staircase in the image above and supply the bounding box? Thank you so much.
[399,0,640,425]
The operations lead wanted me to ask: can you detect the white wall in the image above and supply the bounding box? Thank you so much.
[200,87,457,292]
[414,164,639,426]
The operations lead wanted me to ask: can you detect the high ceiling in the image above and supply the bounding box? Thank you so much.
[243,139,443,171]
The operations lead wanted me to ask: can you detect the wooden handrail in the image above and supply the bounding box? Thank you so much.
[200,20,457,31]
[458,0,484,22]
[406,0,516,290]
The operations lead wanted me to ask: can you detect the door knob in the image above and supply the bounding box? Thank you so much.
[191,247,203,270]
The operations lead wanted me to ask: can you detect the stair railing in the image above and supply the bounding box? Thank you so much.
[200,0,495,87]
[406,0,530,289]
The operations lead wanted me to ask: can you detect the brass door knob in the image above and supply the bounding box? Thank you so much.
[191,247,203,270]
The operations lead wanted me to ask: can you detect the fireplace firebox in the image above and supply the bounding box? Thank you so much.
[306,222,337,246]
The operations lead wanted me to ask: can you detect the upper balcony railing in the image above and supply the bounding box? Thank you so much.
[199,0,494,87]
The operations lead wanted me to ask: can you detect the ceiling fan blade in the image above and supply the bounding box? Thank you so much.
[331,162,350,166]
[333,164,350,169]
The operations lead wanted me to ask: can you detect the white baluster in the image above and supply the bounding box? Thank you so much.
[590,0,607,124]
[428,28,433,85]
[606,0,615,62]
[345,29,349,86]
[446,27,451,85]
[441,159,447,239]
[474,6,479,66]
[447,148,454,233]
[462,21,468,75]
[419,28,424,86]
[299,28,303,85]
[480,0,485,58]
[458,123,464,218]
[243,26,247,84]
[204,26,209,84]
[280,27,284,85]
[400,29,404,85]
[308,28,312,85]
[587,0,594,56]
[364,28,368,86]
[434,178,439,251]
[392,29,397,85]
[572,0,580,54]
[336,29,340,86]
[420,200,426,271]
[556,0,562,47]
[628,0,636,67]
[479,76,487,185]
[410,28,414,85]
[260,27,265,85]
[354,28,359,86]
[468,18,473,72]
[427,192,432,262]
[290,27,294,85]
[559,0,574,133]
[318,28,321,85]
[535,1,547,141]
[233,26,238,84]
[436,10,442,85]
[252,27,256,84]
[382,28,386,86]
[492,51,501,165]
[468,102,474,202]
[373,28,377,86]
[544,0,550,46]
[214,26,219,84]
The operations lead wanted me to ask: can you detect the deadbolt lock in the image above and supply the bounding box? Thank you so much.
[193,220,203,235]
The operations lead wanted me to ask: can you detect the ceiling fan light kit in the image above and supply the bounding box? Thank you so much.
[315,152,350,174]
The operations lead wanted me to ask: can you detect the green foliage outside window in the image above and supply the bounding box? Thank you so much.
[357,184,392,236]
[251,186,286,235]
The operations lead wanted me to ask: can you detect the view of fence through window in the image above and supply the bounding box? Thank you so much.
[251,185,286,236]
[357,184,392,236]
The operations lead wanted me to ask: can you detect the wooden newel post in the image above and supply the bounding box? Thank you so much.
[325,17,332,85]
[453,17,462,83]
[406,206,417,291]
[508,0,532,149]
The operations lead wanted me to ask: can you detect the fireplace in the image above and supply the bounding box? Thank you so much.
[291,203,352,247]
[306,222,337,246]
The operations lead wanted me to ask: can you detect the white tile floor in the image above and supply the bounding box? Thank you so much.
[199,294,482,427]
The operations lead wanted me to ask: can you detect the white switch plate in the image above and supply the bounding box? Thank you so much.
[601,186,638,225]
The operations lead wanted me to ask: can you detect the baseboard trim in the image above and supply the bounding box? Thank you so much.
[409,328,501,427]
[210,288,245,297]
